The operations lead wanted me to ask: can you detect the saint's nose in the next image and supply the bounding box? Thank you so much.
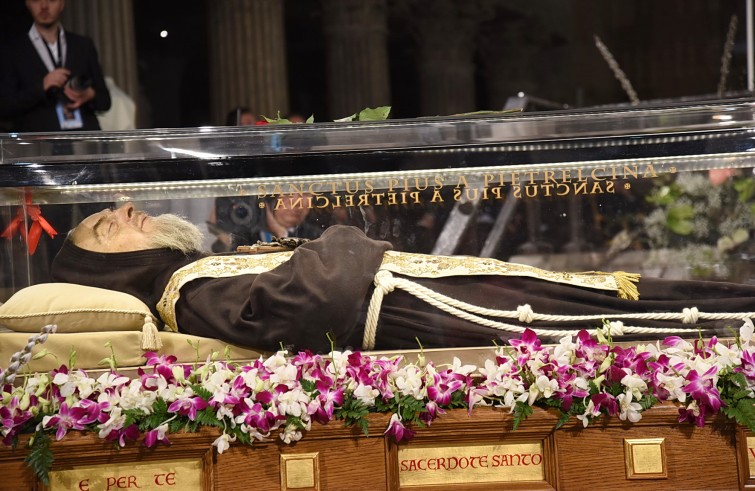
[114,202,136,221]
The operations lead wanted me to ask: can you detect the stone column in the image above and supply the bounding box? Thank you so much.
[61,0,138,100]
[208,0,289,124]
[410,0,491,117]
[322,0,391,119]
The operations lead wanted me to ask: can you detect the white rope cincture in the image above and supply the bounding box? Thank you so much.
[361,271,755,350]
[1,324,57,386]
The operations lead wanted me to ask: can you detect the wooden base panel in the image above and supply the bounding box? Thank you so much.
[0,406,749,491]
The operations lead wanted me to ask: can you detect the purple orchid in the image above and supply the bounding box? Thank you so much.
[427,373,463,406]
[384,413,416,442]
[591,392,619,416]
[682,367,722,413]
[106,423,141,447]
[43,403,92,440]
[143,424,170,448]
[737,349,755,380]
[168,396,209,421]
[0,398,33,445]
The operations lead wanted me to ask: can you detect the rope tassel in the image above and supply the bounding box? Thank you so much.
[140,315,163,351]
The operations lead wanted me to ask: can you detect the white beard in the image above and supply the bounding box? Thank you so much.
[147,214,204,254]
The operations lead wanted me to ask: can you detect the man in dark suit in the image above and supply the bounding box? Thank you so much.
[0,0,111,132]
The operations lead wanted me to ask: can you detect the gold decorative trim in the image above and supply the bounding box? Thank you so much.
[380,250,634,296]
[624,438,667,479]
[157,253,293,332]
[280,452,320,491]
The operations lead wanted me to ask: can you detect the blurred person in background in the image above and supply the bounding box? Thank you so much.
[225,105,257,126]
[0,0,111,132]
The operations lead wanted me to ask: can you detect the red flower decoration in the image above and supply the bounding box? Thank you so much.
[1,192,57,255]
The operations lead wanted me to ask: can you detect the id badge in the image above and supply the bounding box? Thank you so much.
[55,102,84,130]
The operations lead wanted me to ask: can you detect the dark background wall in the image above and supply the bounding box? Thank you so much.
[1,0,750,127]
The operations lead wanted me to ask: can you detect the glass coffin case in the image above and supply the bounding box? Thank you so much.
[1,100,755,355]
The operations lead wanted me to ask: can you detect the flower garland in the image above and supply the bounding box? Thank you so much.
[2,321,754,484]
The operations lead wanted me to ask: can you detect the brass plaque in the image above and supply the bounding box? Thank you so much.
[281,452,320,491]
[398,442,544,486]
[48,458,202,491]
[748,436,755,477]
[624,438,667,479]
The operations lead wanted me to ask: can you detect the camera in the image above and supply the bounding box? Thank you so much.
[214,197,259,233]
[66,75,92,92]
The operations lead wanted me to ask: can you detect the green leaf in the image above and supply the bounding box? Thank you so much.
[190,384,213,401]
[24,431,54,486]
[554,411,571,429]
[666,204,695,235]
[335,106,392,122]
[300,379,316,393]
[721,398,755,431]
[194,407,223,428]
[356,106,391,121]
[734,177,755,202]
[512,401,533,430]
[335,397,370,435]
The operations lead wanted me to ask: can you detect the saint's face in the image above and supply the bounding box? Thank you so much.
[26,0,65,29]
[71,202,157,253]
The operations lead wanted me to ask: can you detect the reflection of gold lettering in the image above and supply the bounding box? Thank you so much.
[345,180,360,194]
[591,167,605,181]
[481,187,503,200]
[250,164,659,207]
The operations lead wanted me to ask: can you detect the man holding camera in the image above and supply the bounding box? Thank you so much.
[0,0,110,132]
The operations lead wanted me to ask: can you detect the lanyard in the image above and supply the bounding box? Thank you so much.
[43,29,62,69]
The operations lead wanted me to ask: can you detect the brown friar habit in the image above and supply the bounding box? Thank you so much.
[52,225,755,353]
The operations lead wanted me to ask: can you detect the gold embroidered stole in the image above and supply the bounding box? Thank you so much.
[380,251,639,298]
[157,252,293,332]
[157,250,639,332]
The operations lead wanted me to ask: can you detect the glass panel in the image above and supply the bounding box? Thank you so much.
[2,101,754,351]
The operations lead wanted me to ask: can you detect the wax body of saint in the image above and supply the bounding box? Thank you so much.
[51,225,755,353]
